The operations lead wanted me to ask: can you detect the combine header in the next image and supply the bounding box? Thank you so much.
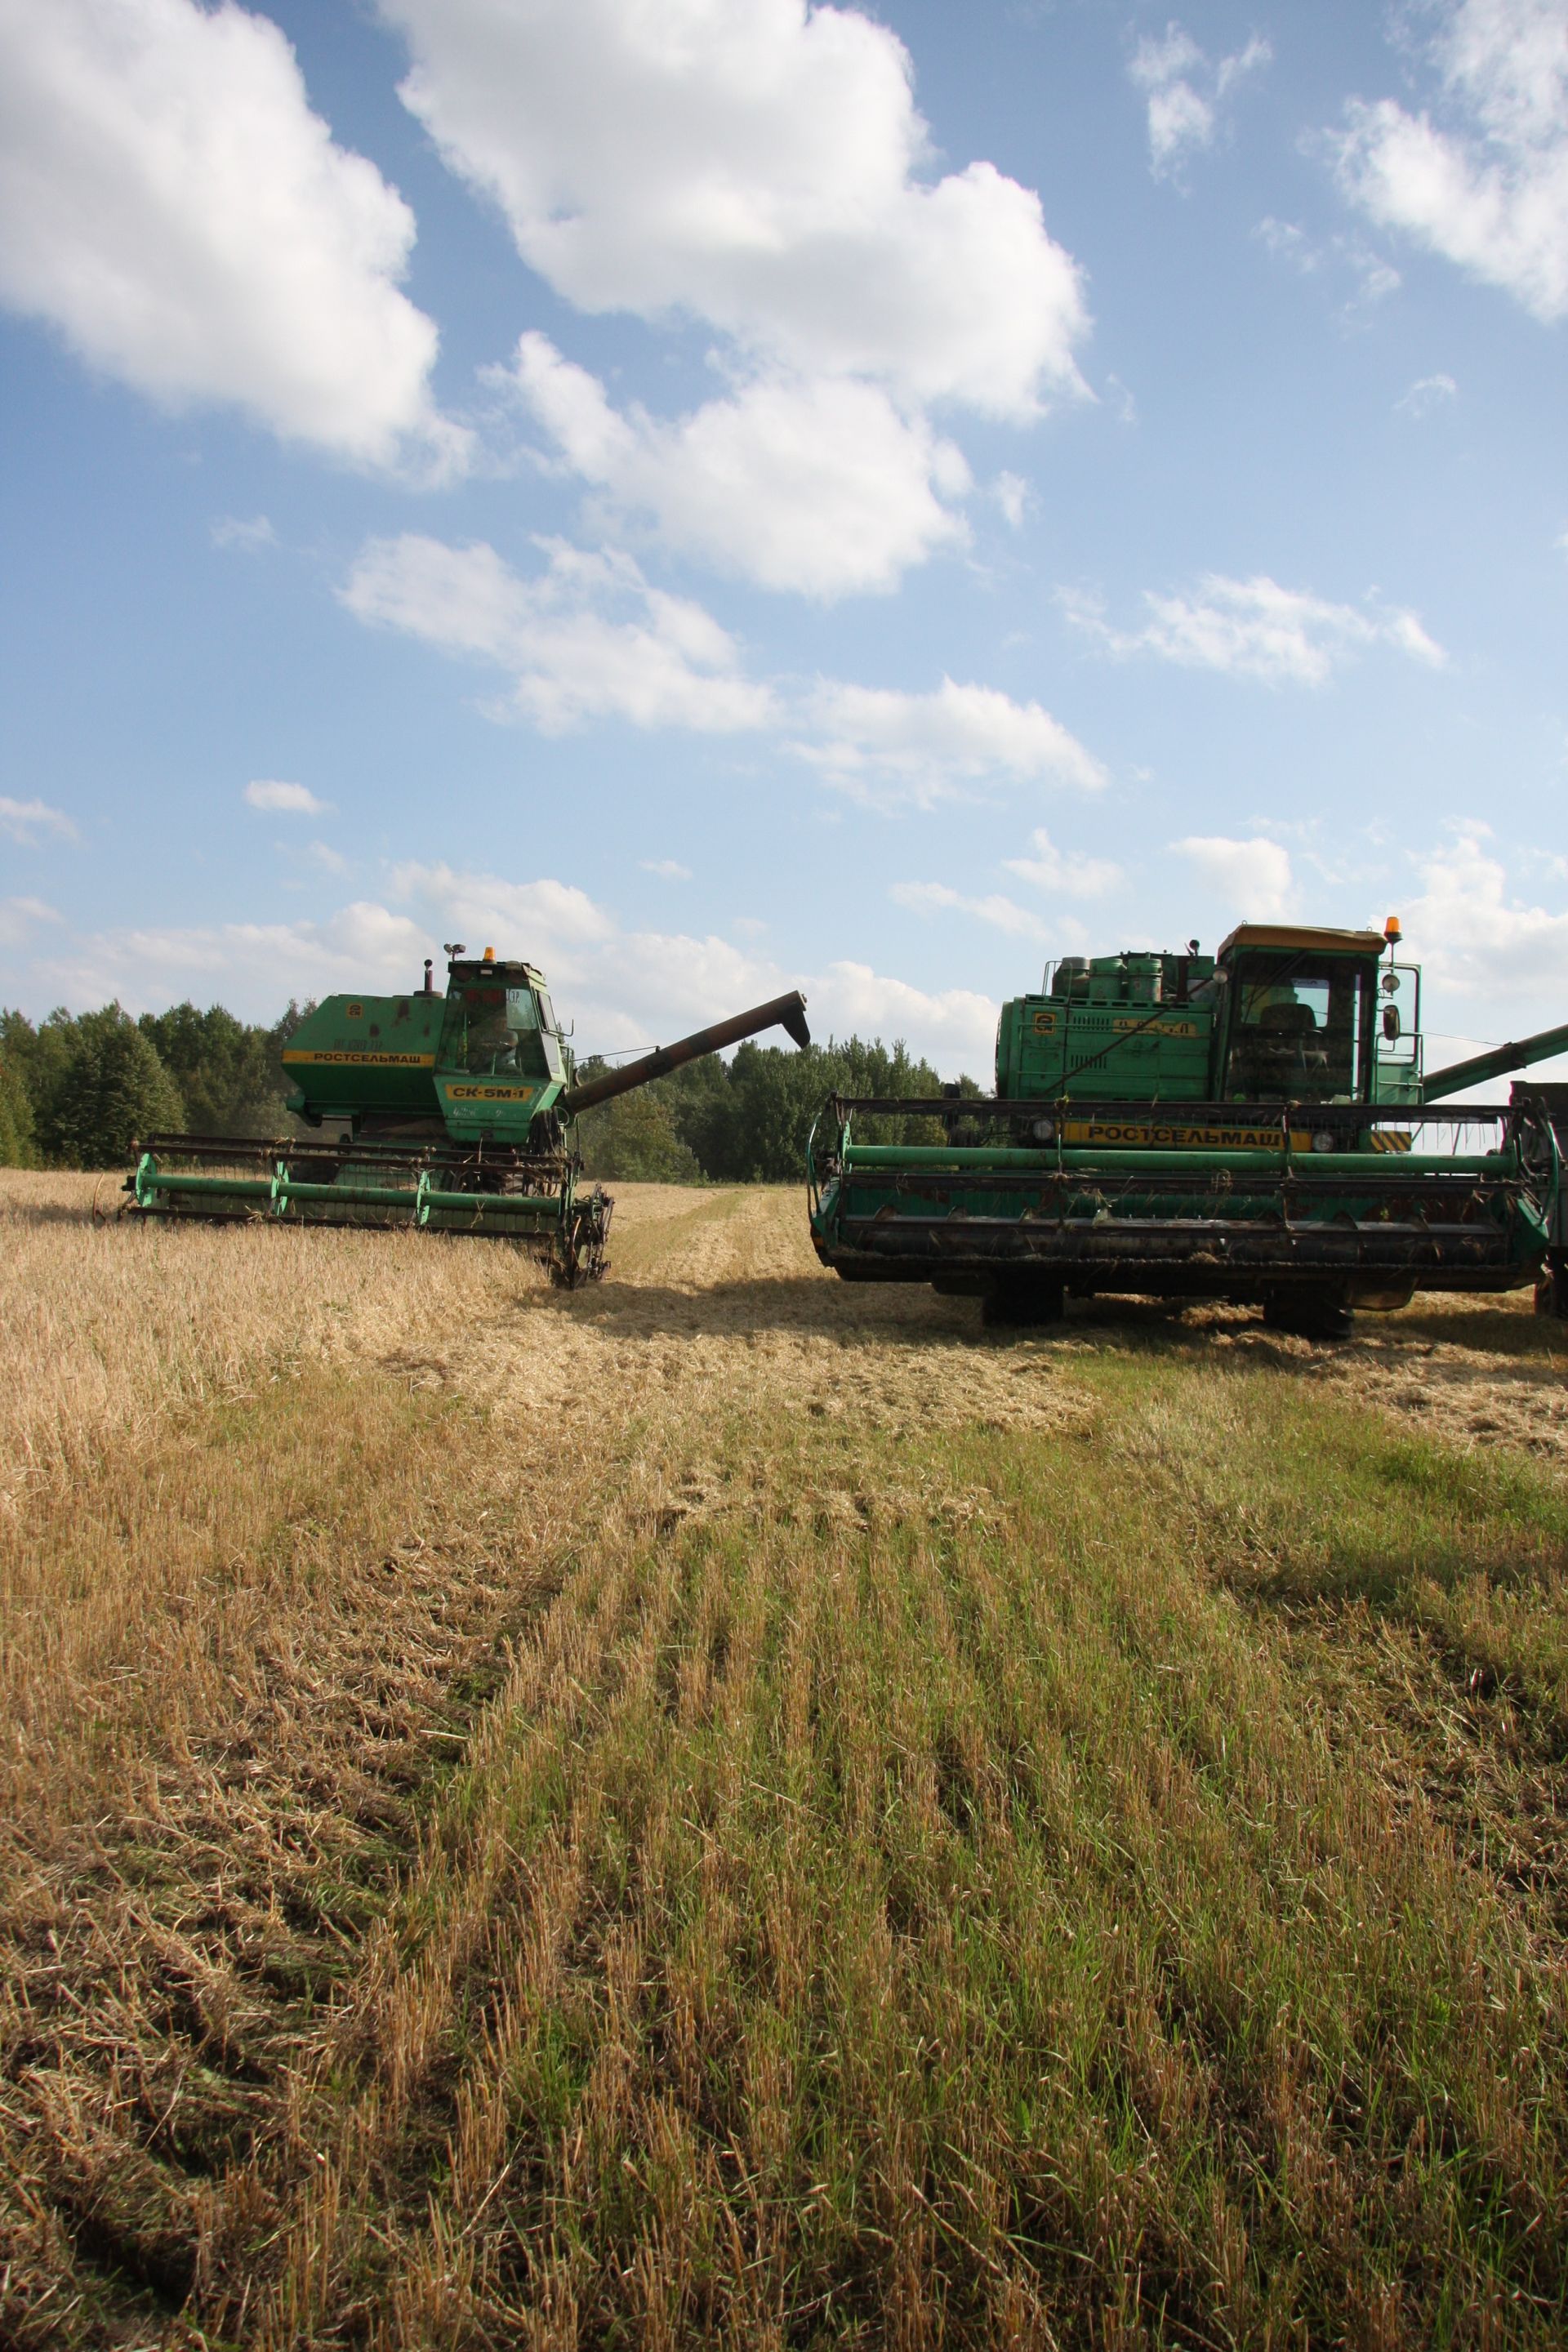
[127,948,809,1282]
[808,922,1567,1334]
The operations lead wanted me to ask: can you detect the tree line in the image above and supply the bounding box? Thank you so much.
[0,1001,978,1178]
[0,1002,307,1169]
[571,1036,978,1182]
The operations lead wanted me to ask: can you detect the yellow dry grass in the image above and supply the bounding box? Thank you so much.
[2,1172,1566,2348]
[0,1172,537,1510]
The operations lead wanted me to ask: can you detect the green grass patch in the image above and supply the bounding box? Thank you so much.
[347,1380,1568,2345]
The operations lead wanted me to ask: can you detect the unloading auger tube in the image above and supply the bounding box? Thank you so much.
[123,948,810,1285]
[807,918,1568,1335]
[559,991,811,1113]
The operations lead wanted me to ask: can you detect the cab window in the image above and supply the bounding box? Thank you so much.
[439,985,550,1077]
[1224,954,1369,1100]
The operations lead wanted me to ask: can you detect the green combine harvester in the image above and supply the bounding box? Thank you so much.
[126,947,809,1282]
[808,921,1568,1334]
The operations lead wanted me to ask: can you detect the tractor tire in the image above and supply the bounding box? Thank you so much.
[1263,1289,1352,1342]
[982,1274,1067,1329]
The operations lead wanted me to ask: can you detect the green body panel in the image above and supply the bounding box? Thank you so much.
[996,951,1216,1102]
[997,998,1214,1101]
[282,960,569,1143]
[281,993,448,1120]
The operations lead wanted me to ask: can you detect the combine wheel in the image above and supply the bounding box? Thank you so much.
[982,1273,1066,1329]
[557,1187,612,1288]
[1263,1288,1352,1342]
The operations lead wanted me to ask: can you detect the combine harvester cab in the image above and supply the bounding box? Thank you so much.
[127,948,809,1285]
[808,921,1567,1335]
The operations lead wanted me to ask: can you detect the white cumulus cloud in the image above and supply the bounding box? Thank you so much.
[798,678,1107,808]
[341,533,778,735]
[642,859,693,881]
[245,779,330,816]
[301,842,349,876]
[1330,0,1568,322]
[0,0,463,472]
[381,0,1087,421]
[1254,216,1402,318]
[211,514,278,553]
[1404,825,1568,1000]
[816,961,998,1070]
[0,897,64,948]
[390,862,999,1070]
[889,882,1045,939]
[368,1,1090,596]
[1062,573,1446,684]
[337,533,1111,804]
[1004,827,1122,898]
[991,472,1031,532]
[11,832,997,1074]
[508,334,969,598]
[0,795,78,844]
[1129,21,1271,183]
[31,863,999,1073]
[387,862,617,957]
[33,901,434,1013]
[1396,372,1460,414]
[1172,835,1296,920]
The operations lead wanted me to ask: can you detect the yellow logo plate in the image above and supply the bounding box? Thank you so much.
[446,1084,538,1102]
[282,1049,435,1067]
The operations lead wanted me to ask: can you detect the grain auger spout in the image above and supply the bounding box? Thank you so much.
[123,951,809,1286]
[560,991,811,1114]
[1419,1021,1568,1102]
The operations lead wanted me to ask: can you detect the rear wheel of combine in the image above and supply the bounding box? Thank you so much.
[982,1273,1066,1329]
[1263,1287,1352,1341]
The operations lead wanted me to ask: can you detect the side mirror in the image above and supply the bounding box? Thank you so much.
[1383,1004,1401,1041]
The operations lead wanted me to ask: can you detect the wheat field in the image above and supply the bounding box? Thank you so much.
[2,1170,1566,2348]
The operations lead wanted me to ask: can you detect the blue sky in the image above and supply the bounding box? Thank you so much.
[2,0,1565,1081]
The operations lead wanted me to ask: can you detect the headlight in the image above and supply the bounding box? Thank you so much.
[1311,1129,1334,1154]
[1031,1116,1056,1143]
